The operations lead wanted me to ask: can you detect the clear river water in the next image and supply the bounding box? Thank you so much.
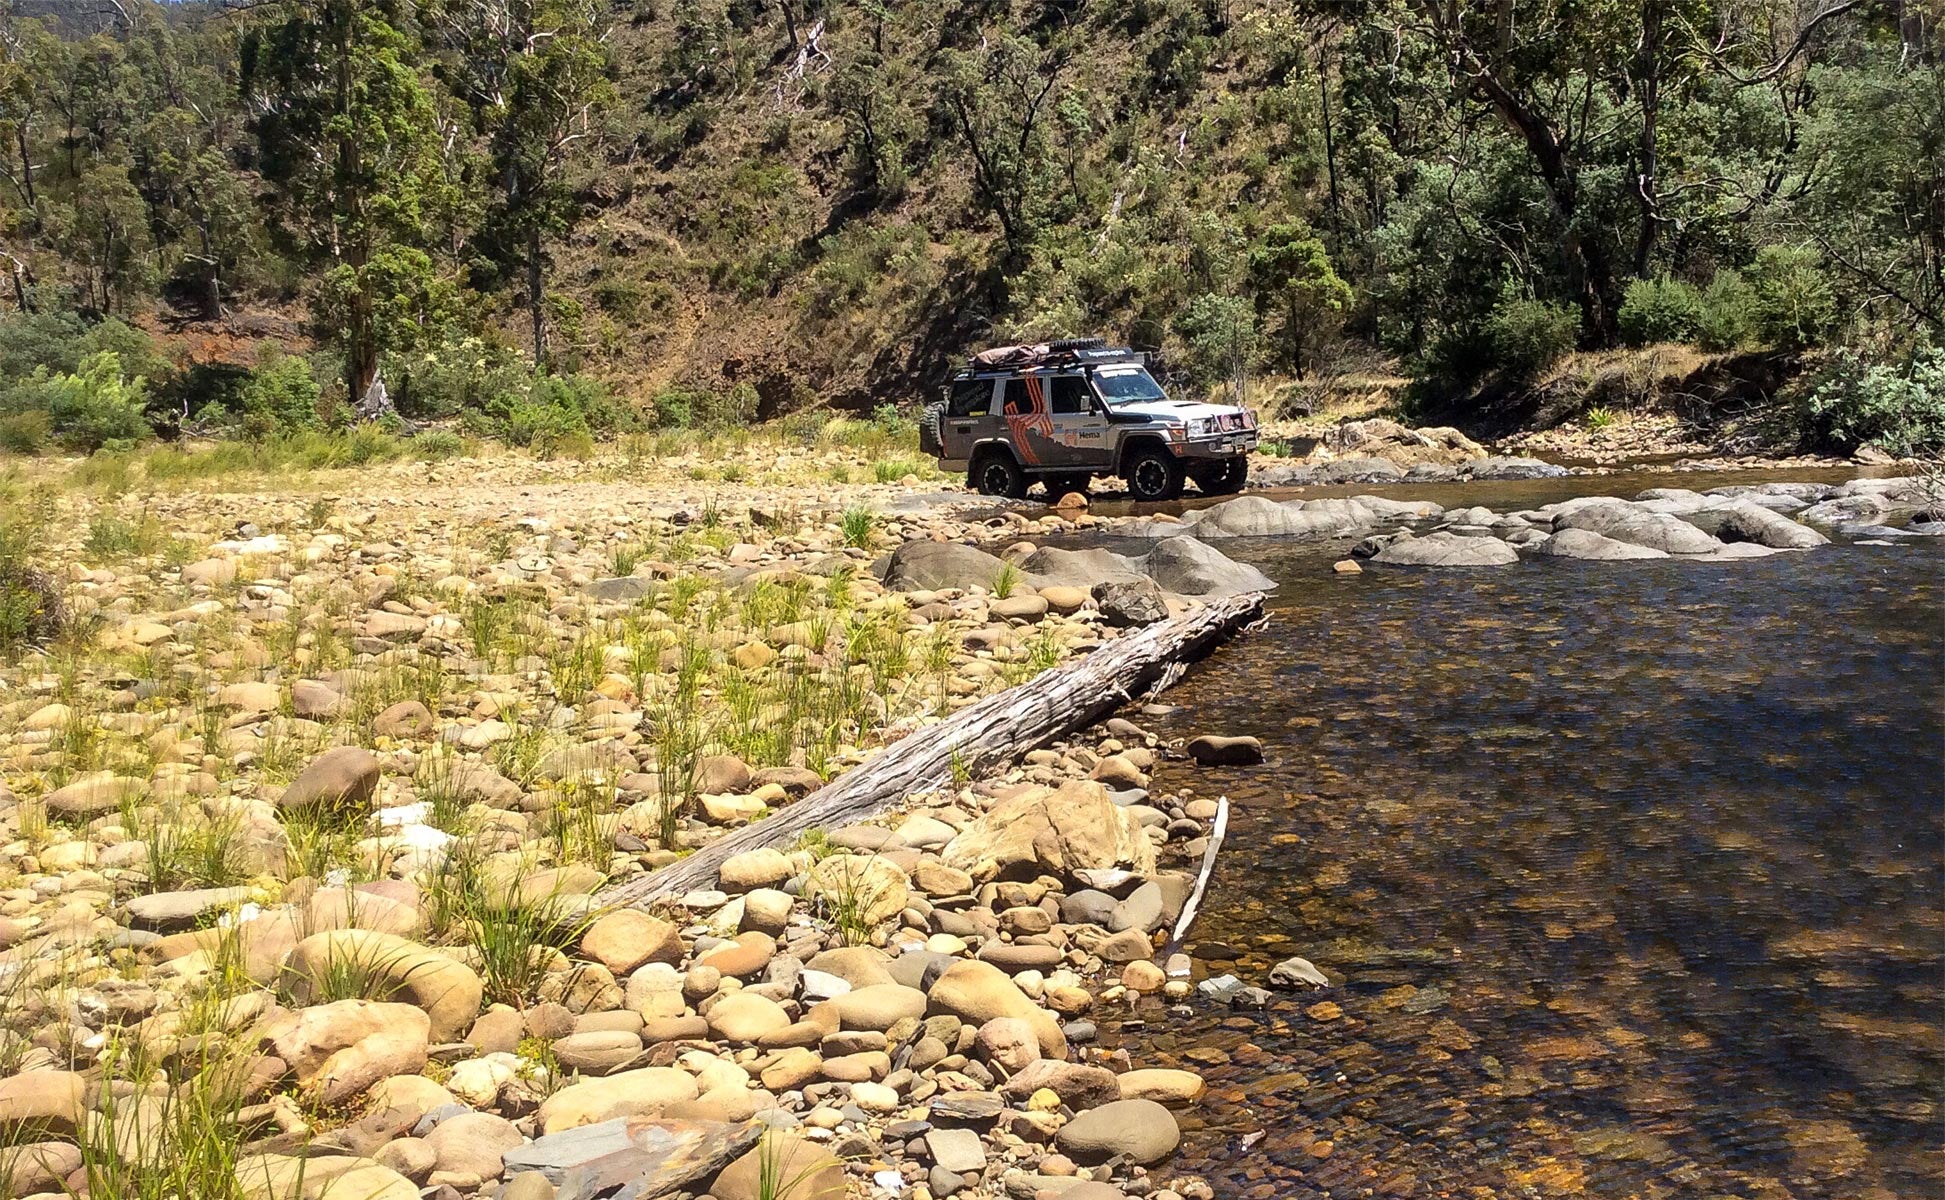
[1086,469,1943,1200]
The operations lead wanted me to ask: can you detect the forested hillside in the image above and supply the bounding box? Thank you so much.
[0,0,1939,449]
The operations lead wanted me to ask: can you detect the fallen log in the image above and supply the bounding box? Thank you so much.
[600,590,1268,910]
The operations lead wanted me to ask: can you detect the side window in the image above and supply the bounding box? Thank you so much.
[1001,379,1032,415]
[949,379,992,417]
[1049,375,1092,414]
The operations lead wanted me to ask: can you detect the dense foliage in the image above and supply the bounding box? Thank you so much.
[0,0,1937,443]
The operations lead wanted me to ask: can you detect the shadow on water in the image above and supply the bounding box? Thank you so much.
[1087,476,1944,1200]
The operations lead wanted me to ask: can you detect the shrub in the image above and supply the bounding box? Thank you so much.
[1618,277,1703,345]
[1485,295,1578,384]
[1748,245,1836,350]
[2,351,152,451]
[238,353,320,433]
[0,410,50,454]
[0,488,61,658]
[413,430,468,461]
[1798,348,1945,457]
[1696,271,1754,351]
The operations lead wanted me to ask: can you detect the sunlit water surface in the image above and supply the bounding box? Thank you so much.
[1084,471,1943,1200]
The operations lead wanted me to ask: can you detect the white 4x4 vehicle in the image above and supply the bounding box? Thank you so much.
[919,340,1258,502]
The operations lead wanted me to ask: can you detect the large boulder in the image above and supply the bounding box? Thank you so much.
[1018,546,1146,589]
[1683,501,1829,549]
[942,780,1154,883]
[1139,537,1274,597]
[1371,532,1518,567]
[259,1000,432,1106]
[879,541,1009,593]
[1556,502,1723,554]
[280,930,482,1042]
[1534,529,1668,561]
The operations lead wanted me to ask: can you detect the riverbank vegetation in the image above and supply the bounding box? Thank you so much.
[0,0,1937,459]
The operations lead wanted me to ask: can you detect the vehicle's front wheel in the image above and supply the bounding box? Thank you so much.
[1124,447,1185,502]
[1192,457,1248,495]
[970,452,1028,499]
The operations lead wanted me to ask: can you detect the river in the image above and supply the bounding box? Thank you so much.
[1089,469,1944,1199]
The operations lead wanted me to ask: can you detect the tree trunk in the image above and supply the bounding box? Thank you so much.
[528,224,546,368]
[598,591,1269,910]
[1632,0,1665,277]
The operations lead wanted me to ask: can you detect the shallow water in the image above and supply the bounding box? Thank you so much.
[1091,476,1945,1199]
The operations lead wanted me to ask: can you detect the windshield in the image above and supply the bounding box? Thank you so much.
[1092,366,1167,405]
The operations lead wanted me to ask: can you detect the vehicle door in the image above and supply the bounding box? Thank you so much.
[943,376,999,463]
[1045,372,1109,468]
[999,376,1059,468]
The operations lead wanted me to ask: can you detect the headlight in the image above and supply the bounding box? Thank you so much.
[1186,417,1213,437]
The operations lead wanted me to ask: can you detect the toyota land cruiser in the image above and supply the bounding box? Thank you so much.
[918,340,1258,502]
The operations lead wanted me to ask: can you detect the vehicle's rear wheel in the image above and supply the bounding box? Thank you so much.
[1124,447,1185,503]
[1192,457,1248,495]
[970,452,1028,499]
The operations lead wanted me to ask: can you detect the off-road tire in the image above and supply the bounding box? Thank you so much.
[918,401,946,458]
[1124,447,1185,502]
[1192,457,1248,495]
[970,451,1028,499]
[1048,337,1107,352]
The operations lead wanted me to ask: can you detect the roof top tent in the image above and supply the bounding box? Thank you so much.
[957,338,1146,377]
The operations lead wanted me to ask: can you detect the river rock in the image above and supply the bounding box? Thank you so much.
[0,1070,86,1138]
[1091,578,1169,627]
[1115,1068,1206,1104]
[1556,501,1723,554]
[1185,734,1262,765]
[282,930,483,1041]
[833,984,928,1032]
[941,779,1154,883]
[277,746,381,818]
[1686,500,1830,549]
[261,1000,432,1105]
[1000,1060,1121,1109]
[536,1067,701,1135]
[927,961,1065,1059]
[804,855,909,927]
[711,1132,845,1200]
[1535,528,1669,561]
[1140,536,1275,597]
[423,1110,523,1181]
[1372,531,1518,567]
[579,910,683,975]
[1056,1098,1181,1164]
[502,1116,763,1194]
[880,541,1009,593]
[1269,956,1331,989]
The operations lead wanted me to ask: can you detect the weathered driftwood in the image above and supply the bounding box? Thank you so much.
[600,590,1268,910]
[1165,792,1229,961]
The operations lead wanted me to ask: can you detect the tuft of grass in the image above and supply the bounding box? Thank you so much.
[426,847,603,1006]
[839,505,875,549]
[1584,405,1617,430]
[991,560,1021,600]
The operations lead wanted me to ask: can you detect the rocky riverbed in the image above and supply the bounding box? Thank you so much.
[0,453,1290,1200]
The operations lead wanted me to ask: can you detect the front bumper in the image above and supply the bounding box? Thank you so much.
[1173,432,1258,459]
